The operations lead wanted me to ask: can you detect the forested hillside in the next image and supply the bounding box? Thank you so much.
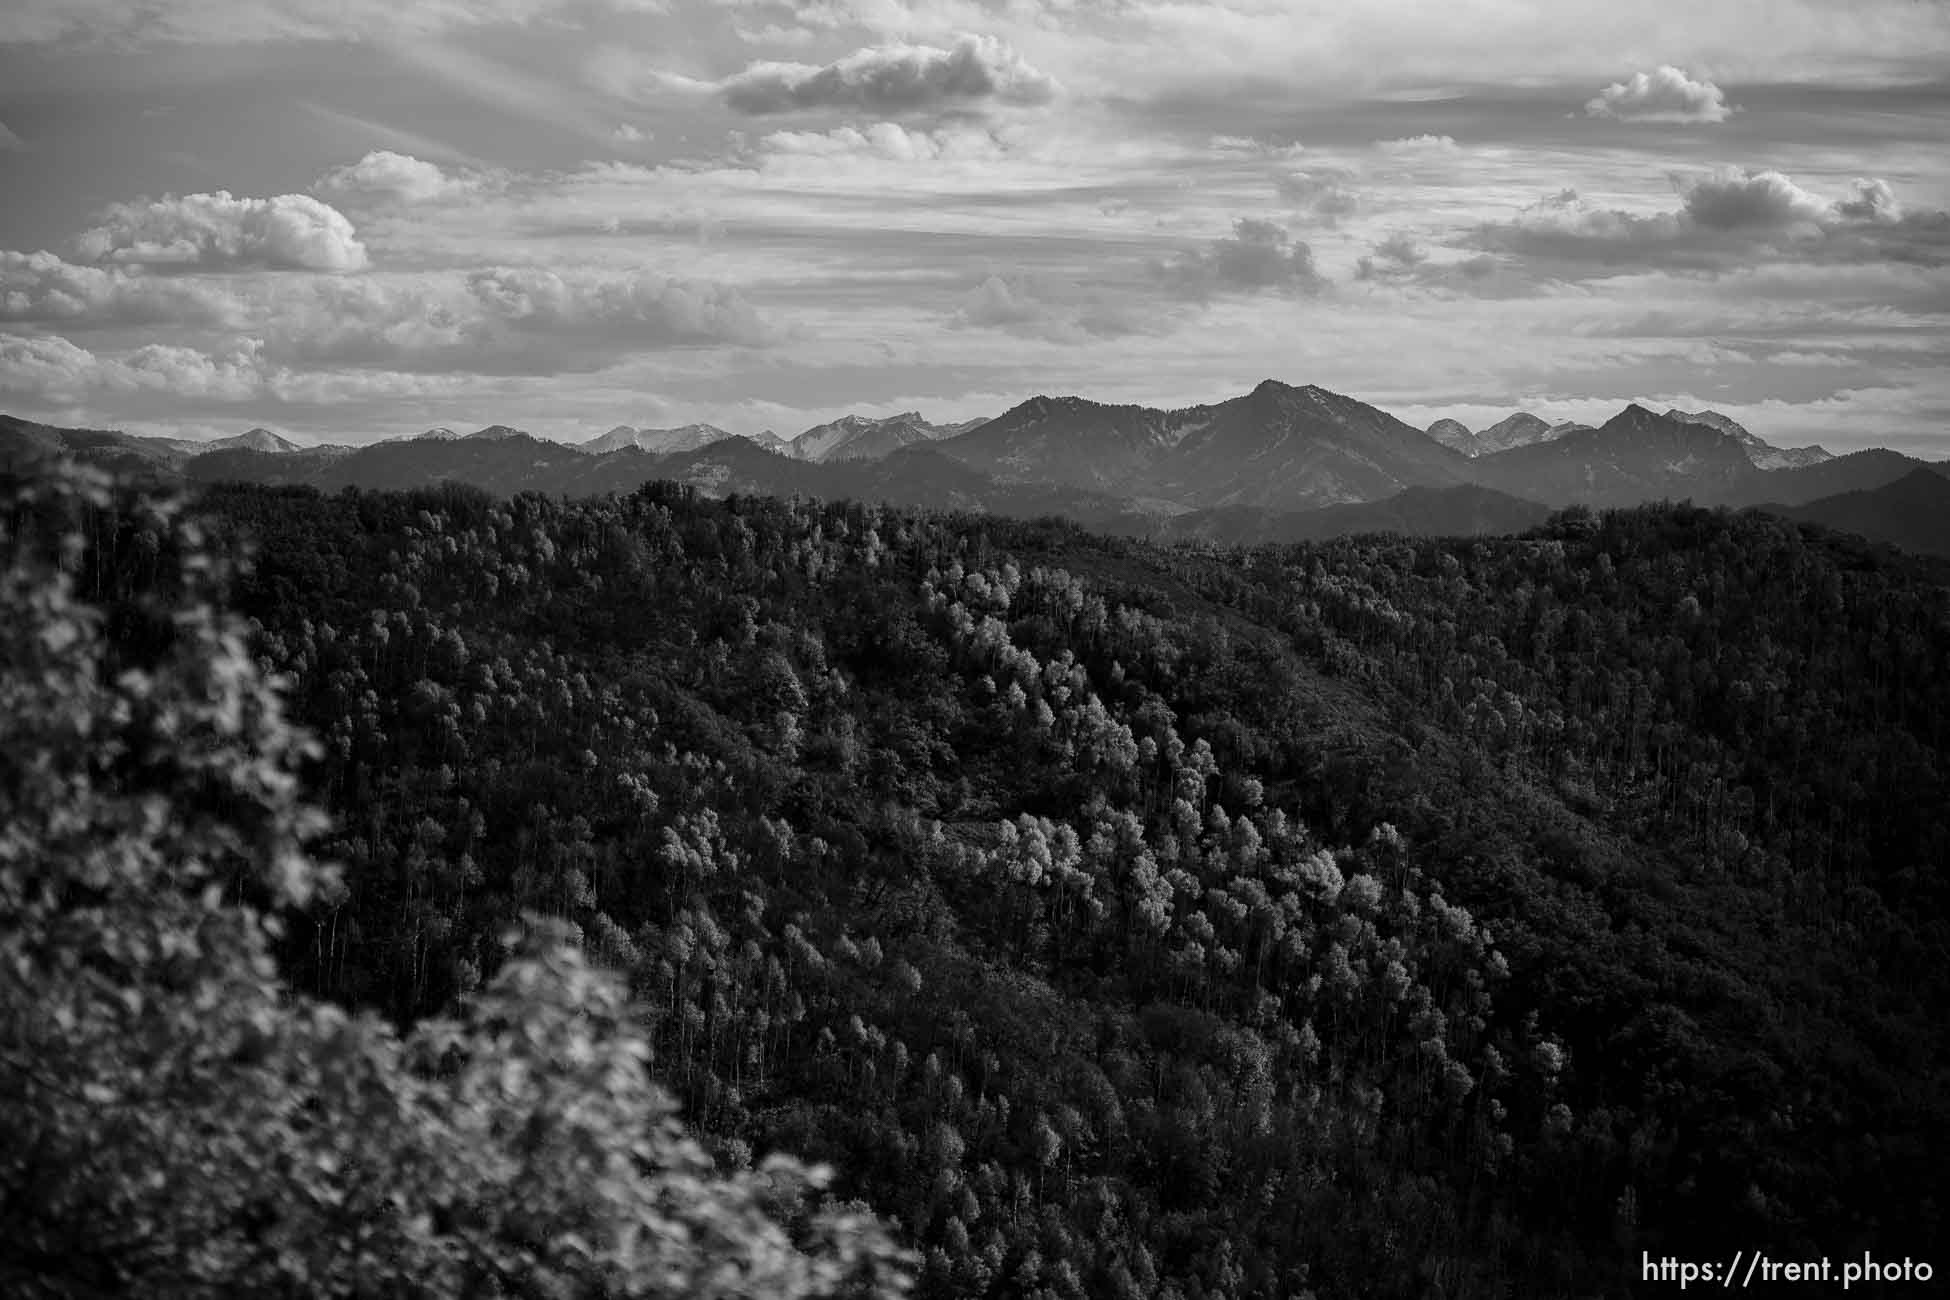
[15,473,1950,1298]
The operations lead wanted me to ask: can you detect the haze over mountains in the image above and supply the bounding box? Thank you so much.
[4,379,1942,554]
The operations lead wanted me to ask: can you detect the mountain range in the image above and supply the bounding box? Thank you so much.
[1427,412,1598,458]
[581,423,776,456]
[785,411,980,463]
[1662,409,1833,471]
[4,382,1943,555]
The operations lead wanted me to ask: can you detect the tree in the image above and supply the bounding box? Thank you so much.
[0,466,913,1299]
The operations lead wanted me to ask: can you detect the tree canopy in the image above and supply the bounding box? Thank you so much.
[5,466,1946,1298]
[0,466,912,1298]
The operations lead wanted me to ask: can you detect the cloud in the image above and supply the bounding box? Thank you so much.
[0,331,266,402]
[1469,171,1948,276]
[756,120,1005,163]
[1683,169,1831,230]
[296,102,482,170]
[463,265,770,342]
[315,151,487,205]
[74,191,369,272]
[612,124,651,143]
[718,35,1058,115]
[1276,168,1360,224]
[1374,134,1459,155]
[0,329,477,411]
[385,36,625,144]
[948,273,1154,342]
[0,332,98,398]
[0,120,22,151]
[0,250,245,328]
[1355,233,1428,280]
[0,0,670,48]
[1208,135,1305,160]
[769,0,1950,103]
[1351,237,1513,295]
[1585,66,1733,122]
[266,266,778,374]
[112,339,269,399]
[1157,218,1328,298]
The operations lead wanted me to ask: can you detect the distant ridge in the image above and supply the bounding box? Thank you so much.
[788,412,969,463]
[581,424,744,456]
[1472,404,1757,507]
[1161,484,1553,546]
[1664,408,1831,471]
[1426,415,1589,458]
[1764,468,1950,557]
[940,379,1474,510]
[6,382,1946,557]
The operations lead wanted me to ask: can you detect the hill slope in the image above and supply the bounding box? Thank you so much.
[1768,468,1950,557]
[19,461,1949,1298]
[1162,483,1552,545]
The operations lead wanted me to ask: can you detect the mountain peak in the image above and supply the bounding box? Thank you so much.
[790,410,954,464]
[1011,395,1089,420]
[1250,379,1340,402]
[216,427,302,453]
[1473,411,1564,455]
[582,423,735,456]
[1425,418,1478,454]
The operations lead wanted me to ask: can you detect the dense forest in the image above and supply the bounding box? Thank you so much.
[7,466,1948,1297]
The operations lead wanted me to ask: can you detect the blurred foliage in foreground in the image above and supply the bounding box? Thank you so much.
[0,465,913,1298]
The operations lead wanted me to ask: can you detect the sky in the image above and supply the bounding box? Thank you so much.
[0,0,1946,453]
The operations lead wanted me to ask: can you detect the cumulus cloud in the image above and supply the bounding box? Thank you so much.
[1276,167,1360,224]
[74,191,369,272]
[315,151,487,205]
[1682,169,1831,230]
[0,328,478,413]
[266,266,778,374]
[1585,66,1733,123]
[756,120,1005,163]
[0,250,244,327]
[1352,237,1511,295]
[1835,178,1902,224]
[948,274,1154,342]
[0,331,266,402]
[0,333,98,398]
[1355,233,1428,280]
[0,120,23,150]
[612,124,650,143]
[1470,171,1947,276]
[1374,134,1459,155]
[113,339,269,399]
[1157,218,1329,298]
[718,35,1057,115]
[464,266,770,341]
